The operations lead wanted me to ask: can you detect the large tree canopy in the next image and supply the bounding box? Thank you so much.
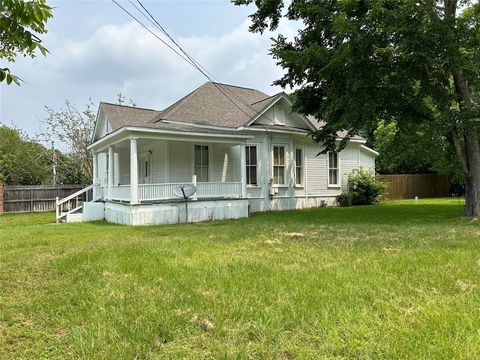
[0,0,52,84]
[234,0,480,216]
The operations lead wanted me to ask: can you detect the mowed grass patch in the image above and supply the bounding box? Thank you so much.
[1,198,480,359]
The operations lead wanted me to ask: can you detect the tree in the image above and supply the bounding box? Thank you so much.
[373,120,463,181]
[42,94,134,183]
[116,93,136,107]
[234,0,480,216]
[0,0,53,85]
[55,152,90,185]
[0,125,51,184]
[43,100,96,182]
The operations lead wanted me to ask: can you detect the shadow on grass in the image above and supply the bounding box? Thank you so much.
[247,200,466,227]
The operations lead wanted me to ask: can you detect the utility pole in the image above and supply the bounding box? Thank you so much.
[51,141,57,186]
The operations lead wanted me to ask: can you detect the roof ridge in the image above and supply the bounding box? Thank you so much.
[211,81,267,93]
[100,101,159,112]
[249,92,283,106]
[151,82,211,123]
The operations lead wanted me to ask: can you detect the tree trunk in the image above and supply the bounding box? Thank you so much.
[464,127,480,216]
[452,66,480,216]
[465,173,480,216]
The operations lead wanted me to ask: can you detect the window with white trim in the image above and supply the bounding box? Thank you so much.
[295,148,303,186]
[194,145,209,182]
[246,145,258,186]
[328,151,340,186]
[273,146,285,185]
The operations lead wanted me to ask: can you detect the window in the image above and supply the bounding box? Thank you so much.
[194,145,209,182]
[273,146,285,185]
[246,146,258,185]
[328,151,339,186]
[295,148,303,186]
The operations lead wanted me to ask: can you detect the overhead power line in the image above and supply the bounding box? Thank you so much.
[110,0,198,69]
[111,0,281,128]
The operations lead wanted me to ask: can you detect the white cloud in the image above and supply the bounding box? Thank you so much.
[0,17,299,135]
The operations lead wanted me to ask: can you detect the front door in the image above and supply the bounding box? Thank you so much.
[139,154,151,184]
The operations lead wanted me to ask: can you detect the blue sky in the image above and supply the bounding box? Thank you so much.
[0,0,297,136]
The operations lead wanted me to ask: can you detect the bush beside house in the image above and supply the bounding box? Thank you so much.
[338,168,388,207]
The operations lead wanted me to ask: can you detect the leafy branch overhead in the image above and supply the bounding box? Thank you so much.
[234,0,480,216]
[0,0,53,84]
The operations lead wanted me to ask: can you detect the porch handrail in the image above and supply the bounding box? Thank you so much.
[57,184,94,206]
[56,184,94,223]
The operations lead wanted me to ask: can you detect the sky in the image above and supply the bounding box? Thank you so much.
[0,0,299,137]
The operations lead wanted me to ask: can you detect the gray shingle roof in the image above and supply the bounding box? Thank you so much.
[98,81,364,141]
[151,82,271,127]
[101,102,160,131]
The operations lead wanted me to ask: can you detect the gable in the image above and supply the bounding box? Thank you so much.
[252,97,315,131]
[93,107,112,142]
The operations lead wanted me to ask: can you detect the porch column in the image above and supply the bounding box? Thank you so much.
[240,143,247,198]
[114,152,120,184]
[130,137,139,204]
[108,146,114,200]
[92,152,98,199]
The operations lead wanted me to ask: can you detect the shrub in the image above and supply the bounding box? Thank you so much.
[337,168,388,206]
[337,192,353,207]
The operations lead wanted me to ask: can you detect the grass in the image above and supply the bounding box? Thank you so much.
[1,198,480,359]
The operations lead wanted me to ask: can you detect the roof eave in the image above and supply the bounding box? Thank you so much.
[88,125,254,150]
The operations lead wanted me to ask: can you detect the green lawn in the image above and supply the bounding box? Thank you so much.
[1,198,479,359]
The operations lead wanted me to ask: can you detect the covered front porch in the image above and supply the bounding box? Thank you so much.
[91,131,251,204]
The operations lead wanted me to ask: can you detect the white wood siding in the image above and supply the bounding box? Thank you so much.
[340,146,359,189]
[359,148,375,172]
[256,100,309,129]
[97,153,108,184]
[305,143,328,195]
[211,145,234,182]
[168,141,193,182]
[149,141,168,183]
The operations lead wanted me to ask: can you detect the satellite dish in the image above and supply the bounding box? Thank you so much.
[174,185,197,223]
[174,185,196,199]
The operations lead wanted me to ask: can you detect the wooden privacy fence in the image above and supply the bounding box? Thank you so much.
[1,184,87,213]
[378,174,453,200]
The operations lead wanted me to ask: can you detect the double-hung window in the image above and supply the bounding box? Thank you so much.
[328,151,340,186]
[273,146,286,185]
[194,145,209,182]
[295,148,303,186]
[246,145,258,186]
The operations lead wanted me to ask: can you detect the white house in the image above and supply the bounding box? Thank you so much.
[56,82,378,225]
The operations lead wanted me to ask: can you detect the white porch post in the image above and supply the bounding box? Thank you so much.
[130,137,139,204]
[108,146,114,200]
[240,143,247,198]
[114,152,120,185]
[192,175,197,201]
[92,152,98,199]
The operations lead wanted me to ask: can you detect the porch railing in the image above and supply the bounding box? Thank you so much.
[138,182,193,201]
[110,185,130,202]
[106,181,243,202]
[197,182,242,199]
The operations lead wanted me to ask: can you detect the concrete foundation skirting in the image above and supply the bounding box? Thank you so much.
[83,202,105,221]
[248,196,337,213]
[82,196,338,226]
[102,199,249,226]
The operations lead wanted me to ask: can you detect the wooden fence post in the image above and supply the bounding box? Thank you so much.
[0,182,4,215]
